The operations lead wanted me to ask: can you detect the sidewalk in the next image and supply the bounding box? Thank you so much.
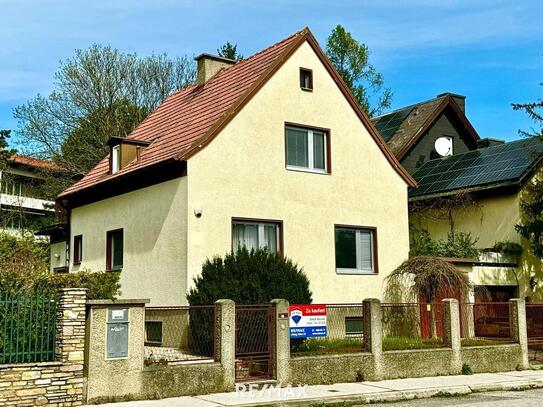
[92,370,543,406]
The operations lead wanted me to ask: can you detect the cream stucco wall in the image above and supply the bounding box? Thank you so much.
[50,241,67,272]
[185,41,410,303]
[412,193,520,249]
[69,178,187,305]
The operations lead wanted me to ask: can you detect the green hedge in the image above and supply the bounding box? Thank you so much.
[0,232,120,299]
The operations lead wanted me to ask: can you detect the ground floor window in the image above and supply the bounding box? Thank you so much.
[106,229,124,270]
[73,235,82,264]
[335,226,377,274]
[145,321,163,346]
[232,219,281,253]
[345,316,363,336]
[475,285,517,302]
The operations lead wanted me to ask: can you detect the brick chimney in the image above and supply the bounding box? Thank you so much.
[437,92,466,112]
[195,53,236,85]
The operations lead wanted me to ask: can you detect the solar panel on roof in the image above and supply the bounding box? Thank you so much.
[410,138,543,197]
[373,107,413,142]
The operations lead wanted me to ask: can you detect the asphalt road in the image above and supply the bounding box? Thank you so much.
[358,388,543,406]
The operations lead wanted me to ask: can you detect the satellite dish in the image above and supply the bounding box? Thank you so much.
[435,137,453,157]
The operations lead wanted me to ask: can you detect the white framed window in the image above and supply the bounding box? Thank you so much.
[335,226,377,274]
[111,145,121,174]
[285,125,328,173]
[232,219,281,253]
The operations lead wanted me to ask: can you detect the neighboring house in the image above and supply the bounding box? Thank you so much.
[371,93,484,175]
[0,155,56,234]
[46,28,415,305]
[409,137,543,302]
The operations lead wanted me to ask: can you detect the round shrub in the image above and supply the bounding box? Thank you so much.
[187,247,312,305]
[187,247,312,356]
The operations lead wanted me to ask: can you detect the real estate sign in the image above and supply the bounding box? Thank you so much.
[289,304,327,338]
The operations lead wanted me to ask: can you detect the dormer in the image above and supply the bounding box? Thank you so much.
[107,137,151,174]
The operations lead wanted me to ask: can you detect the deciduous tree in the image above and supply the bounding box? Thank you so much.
[14,45,196,194]
[325,25,392,117]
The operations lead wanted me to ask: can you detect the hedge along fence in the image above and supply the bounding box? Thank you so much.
[0,292,59,364]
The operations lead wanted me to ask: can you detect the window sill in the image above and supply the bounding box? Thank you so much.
[73,262,81,266]
[336,269,377,275]
[286,165,328,175]
[106,267,123,272]
[300,87,313,92]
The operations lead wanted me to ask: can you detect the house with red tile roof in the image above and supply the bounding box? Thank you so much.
[49,28,414,305]
[1,154,57,234]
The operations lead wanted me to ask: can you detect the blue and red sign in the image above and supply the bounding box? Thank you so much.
[289,305,327,338]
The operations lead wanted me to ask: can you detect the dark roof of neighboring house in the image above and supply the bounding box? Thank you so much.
[371,93,479,160]
[409,137,543,199]
[8,154,60,172]
[59,28,415,199]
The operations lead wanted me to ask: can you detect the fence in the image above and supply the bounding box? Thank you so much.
[459,302,513,346]
[290,303,364,356]
[144,305,216,364]
[526,302,543,363]
[235,304,275,381]
[0,292,59,364]
[381,302,445,350]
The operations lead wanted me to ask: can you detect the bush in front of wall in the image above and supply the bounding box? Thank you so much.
[187,247,312,356]
[0,232,121,299]
[187,247,312,305]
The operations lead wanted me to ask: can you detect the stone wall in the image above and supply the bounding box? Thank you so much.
[0,288,87,407]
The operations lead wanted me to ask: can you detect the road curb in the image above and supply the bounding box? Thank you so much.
[221,379,543,406]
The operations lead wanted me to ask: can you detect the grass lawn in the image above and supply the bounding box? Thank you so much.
[382,336,445,351]
[291,336,448,356]
[291,337,363,357]
[461,337,514,347]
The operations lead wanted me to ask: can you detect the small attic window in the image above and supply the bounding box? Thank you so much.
[111,145,120,174]
[107,136,152,174]
[300,68,313,91]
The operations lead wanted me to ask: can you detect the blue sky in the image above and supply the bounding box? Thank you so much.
[1,0,541,148]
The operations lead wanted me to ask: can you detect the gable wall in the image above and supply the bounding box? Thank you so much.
[186,41,410,303]
[402,110,476,174]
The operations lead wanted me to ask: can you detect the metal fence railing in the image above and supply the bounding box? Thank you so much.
[0,293,59,364]
[459,302,513,346]
[526,303,543,363]
[290,303,364,357]
[235,304,275,381]
[381,303,446,350]
[144,305,216,365]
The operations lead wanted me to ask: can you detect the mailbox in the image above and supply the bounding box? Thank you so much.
[106,308,129,359]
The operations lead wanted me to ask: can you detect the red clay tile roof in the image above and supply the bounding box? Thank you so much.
[60,27,415,198]
[9,154,60,171]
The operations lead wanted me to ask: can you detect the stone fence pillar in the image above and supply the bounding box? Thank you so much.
[215,299,236,390]
[56,288,87,364]
[363,298,382,379]
[271,298,290,385]
[442,298,461,372]
[509,298,530,369]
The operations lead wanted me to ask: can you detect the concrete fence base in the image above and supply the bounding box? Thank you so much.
[288,298,530,385]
